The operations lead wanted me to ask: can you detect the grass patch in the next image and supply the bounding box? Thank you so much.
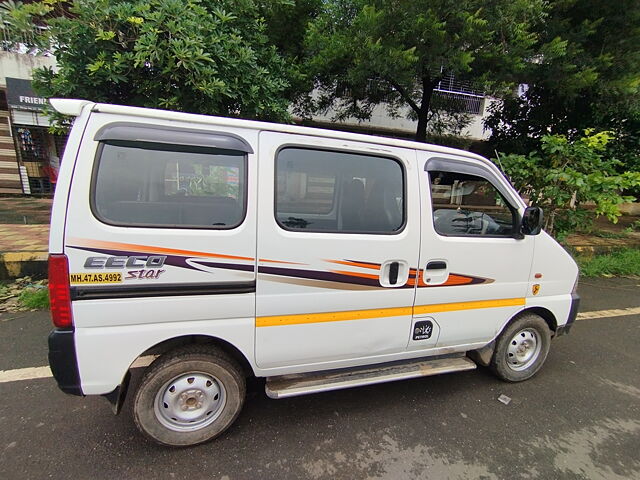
[593,231,629,239]
[18,287,49,309]
[576,248,640,277]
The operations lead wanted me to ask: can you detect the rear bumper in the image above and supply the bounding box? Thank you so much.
[48,329,83,396]
[556,293,580,337]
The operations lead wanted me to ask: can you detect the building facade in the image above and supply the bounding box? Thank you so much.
[0,46,66,195]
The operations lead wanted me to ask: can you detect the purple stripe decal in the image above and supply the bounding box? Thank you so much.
[258,265,381,288]
[69,245,490,288]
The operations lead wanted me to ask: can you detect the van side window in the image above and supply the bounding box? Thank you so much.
[429,170,516,237]
[275,148,405,233]
[93,141,246,228]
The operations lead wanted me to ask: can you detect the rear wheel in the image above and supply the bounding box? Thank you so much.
[490,313,551,382]
[133,346,245,447]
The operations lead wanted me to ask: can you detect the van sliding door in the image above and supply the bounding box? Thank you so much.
[255,132,420,370]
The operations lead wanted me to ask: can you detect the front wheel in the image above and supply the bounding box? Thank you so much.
[490,313,551,382]
[133,346,246,447]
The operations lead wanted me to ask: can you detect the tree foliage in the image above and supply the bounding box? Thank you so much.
[7,0,293,122]
[299,0,547,142]
[497,131,640,236]
[485,0,640,172]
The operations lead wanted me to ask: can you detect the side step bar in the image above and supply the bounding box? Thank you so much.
[265,355,477,399]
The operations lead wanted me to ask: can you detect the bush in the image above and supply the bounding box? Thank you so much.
[495,130,640,236]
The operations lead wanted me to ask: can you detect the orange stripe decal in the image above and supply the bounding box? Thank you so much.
[257,297,525,327]
[329,270,380,280]
[71,238,299,265]
[326,260,381,271]
[257,306,412,327]
[258,258,305,265]
[413,297,525,315]
[69,238,254,261]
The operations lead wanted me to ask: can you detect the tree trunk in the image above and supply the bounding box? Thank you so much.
[414,78,435,143]
[415,111,428,142]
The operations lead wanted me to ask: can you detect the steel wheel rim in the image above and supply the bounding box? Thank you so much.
[154,372,226,432]
[506,328,542,371]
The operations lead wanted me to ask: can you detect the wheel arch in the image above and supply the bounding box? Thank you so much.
[136,334,255,378]
[104,334,254,414]
[468,306,558,367]
[517,306,558,334]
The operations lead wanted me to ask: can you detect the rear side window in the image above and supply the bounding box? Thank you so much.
[276,147,405,233]
[92,141,246,228]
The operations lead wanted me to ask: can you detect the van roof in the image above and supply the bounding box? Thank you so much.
[50,98,488,162]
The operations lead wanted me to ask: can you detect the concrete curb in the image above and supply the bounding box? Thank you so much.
[0,251,47,280]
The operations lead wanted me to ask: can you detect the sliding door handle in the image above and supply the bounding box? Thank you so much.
[380,260,408,287]
[389,262,399,285]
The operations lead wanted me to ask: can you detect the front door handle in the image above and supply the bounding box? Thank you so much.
[423,259,449,286]
[426,261,447,270]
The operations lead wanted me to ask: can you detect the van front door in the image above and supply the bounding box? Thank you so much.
[255,132,420,370]
[410,154,535,352]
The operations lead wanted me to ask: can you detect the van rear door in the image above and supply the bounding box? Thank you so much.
[255,132,420,369]
[411,153,535,351]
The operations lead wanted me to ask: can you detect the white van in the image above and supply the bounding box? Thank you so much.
[47,99,580,446]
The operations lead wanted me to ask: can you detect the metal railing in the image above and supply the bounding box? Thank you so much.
[432,90,484,115]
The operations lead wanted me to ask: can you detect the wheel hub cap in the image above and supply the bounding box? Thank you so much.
[154,372,226,432]
[506,328,542,371]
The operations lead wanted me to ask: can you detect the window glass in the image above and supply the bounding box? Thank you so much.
[429,170,515,236]
[276,148,404,233]
[93,141,246,228]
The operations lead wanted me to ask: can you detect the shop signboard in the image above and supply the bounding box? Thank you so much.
[5,77,48,111]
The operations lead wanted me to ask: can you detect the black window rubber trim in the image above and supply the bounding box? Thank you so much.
[70,281,256,301]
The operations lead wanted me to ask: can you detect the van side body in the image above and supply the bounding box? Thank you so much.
[48,100,579,445]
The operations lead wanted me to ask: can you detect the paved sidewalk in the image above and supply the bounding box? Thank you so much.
[0,196,50,252]
[0,224,49,251]
[0,196,51,225]
[0,197,51,278]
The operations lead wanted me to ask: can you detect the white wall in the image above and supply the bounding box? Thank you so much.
[300,96,493,141]
[0,52,57,88]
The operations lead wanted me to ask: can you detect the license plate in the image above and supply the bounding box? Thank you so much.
[69,273,123,284]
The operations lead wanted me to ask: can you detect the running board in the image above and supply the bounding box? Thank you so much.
[265,356,477,399]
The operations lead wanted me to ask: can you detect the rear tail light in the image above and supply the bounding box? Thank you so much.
[49,254,73,328]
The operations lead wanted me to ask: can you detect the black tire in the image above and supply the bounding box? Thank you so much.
[133,345,246,447]
[490,313,551,382]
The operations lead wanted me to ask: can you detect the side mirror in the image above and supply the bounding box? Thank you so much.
[521,206,543,235]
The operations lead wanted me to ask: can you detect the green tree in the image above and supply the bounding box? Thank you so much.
[299,0,548,142]
[261,0,323,106]
[496,131,640,236]
[8,0,293,121]
[485,0,640,171]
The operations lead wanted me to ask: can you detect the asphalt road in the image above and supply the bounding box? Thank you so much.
[1,278,639,480]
